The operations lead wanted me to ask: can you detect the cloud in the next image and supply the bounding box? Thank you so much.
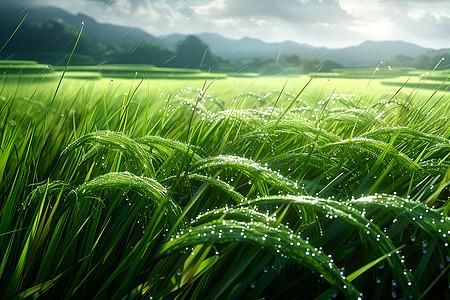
[407,10,450,23]
[404,11,450,44]
[338,0,449,48]
[181,0,357,47]
[21,0,188,33]
[192,0,353,26]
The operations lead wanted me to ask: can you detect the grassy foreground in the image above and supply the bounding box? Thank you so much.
[0,65,450,299]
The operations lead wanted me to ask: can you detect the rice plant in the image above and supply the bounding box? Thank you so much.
[0,63,449,299]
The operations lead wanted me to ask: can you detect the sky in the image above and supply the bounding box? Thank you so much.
[4,0,450,49]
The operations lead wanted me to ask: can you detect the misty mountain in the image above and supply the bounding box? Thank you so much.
[177,34,431,67]
[160,33,326,61]
[0,6,160,46]
[328,40,430,67]
[1,5,448,68]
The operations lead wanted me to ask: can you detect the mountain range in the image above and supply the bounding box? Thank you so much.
[1,5,448,68]
[161,34,432,67]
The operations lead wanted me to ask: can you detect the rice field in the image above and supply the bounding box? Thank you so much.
[0,62,449,299]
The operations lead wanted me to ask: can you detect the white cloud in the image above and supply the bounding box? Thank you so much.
[407,10,450,23]
[337,0,449,48]
[183,0,357,46]
[113,0,132,15]
[192,0,353,25]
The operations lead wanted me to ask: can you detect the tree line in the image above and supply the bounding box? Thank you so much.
[0,18,448,73]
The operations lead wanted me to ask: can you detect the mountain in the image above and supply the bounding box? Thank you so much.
[328,40,430,67]
[0,6,160,46]
[154,32,443,68]
[187,35,433,67]
[160,33,327,61]
[158,34,186,50]
[1,5,447,68]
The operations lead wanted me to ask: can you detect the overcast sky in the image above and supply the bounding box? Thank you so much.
[4,0,450,49]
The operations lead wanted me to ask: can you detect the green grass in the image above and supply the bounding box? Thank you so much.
[0,61,449,299]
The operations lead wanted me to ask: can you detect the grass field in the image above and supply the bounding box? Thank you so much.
[1,61,450,299]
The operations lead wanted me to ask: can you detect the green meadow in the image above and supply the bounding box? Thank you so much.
[2,60,448,107]
[1,60,450,299]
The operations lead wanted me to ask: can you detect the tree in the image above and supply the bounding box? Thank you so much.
[0,18,113,65]
[172,35,218,70]
[284,54,300,65]
[411,51,449,70]
[111,41,175,66]
[321,59,345,72]
[391,54,414,67]
[299,57,316,72]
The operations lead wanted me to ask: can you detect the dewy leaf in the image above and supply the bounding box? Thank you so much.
[137,135,203,162]
[61,131,153,174]
[361,126,449,145]
[190,155,298,193]
[25,180,73,207]
[351,195,450,245]
[188,173,244,203]
[241,195,418,295]
[74,172,166,204]
[319,138,420,172]
[158,219,361,298]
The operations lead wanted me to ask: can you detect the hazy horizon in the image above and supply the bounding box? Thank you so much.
[2,0,449,50]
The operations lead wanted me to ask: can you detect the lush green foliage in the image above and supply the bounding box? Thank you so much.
[0,62,449,299]
[0,18,226,70]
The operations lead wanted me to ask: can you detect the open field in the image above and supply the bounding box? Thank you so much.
[1,60,449,98]
[1,62,450,299]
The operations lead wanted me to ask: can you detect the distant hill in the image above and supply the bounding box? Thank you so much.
[0,6,160,46]
[190,35,434,67]
[160,33,325,61]
[1,5,448,69]
[161,35,449,68]
[328,40,430,67]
